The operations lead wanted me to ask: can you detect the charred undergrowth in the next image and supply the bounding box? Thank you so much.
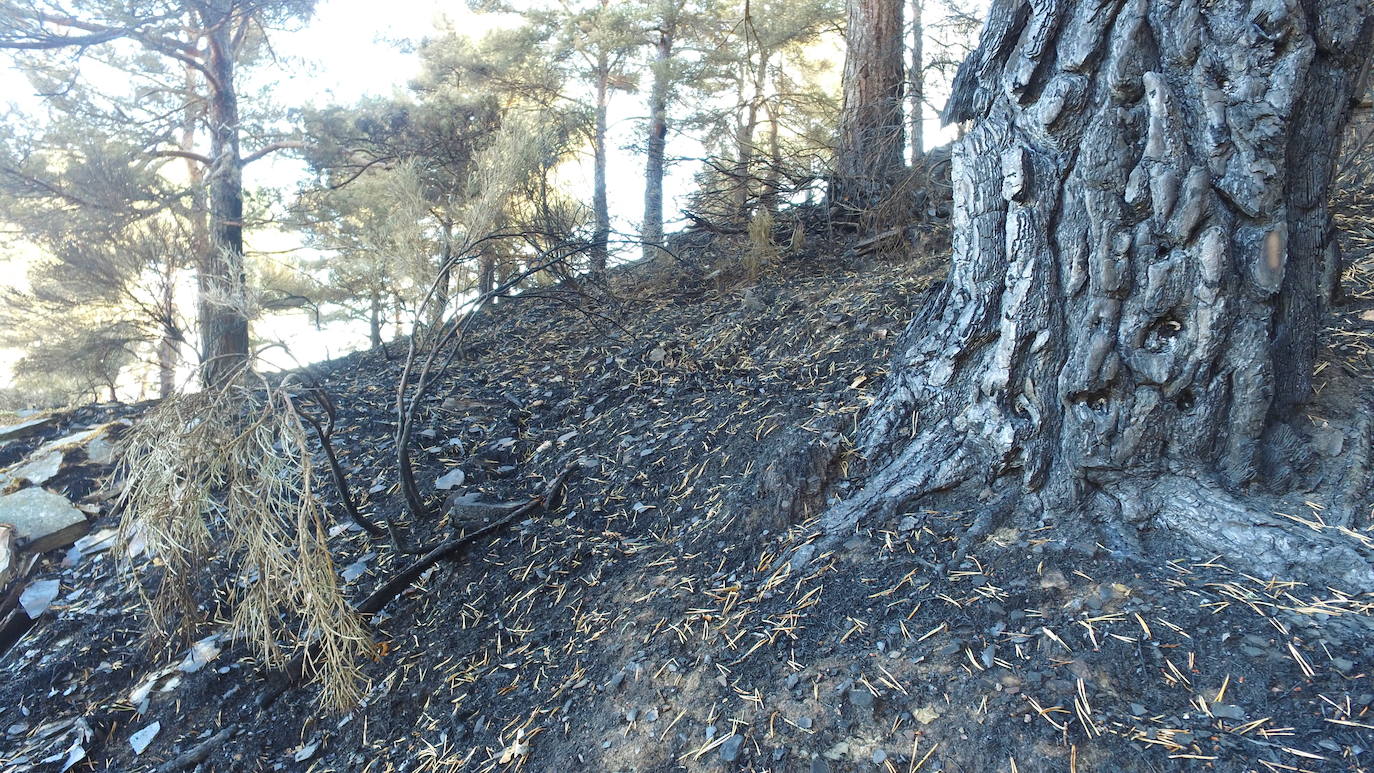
[2,240,1374,771]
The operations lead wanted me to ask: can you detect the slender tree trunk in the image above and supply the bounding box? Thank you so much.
[642,15,675,263]
[478,250,496,296]
[908,0,924,163]
[160,75,204,400]
[761,64,783,215]
[427,221,454,330]
[197,3,250,388]
[369,289,382,348]
[833,0,905,212]
[732,50,770,224]
[591,52,611,273]
[157,269,178,399]
[802,0,1374,588]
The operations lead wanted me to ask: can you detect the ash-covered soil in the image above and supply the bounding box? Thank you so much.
[2,247,1373,773]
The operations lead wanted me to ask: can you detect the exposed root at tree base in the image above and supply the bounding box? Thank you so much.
[797,458,1374,593]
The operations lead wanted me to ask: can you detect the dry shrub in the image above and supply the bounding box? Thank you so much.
[117,371,369,711]
[744,208,780,281]
[855,149,954,259]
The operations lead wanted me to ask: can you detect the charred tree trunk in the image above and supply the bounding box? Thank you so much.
[591,52,611,273]
[833,0,906,212]
[197,3,250,389]
[642,13,675,263]
[803,0,1374,587]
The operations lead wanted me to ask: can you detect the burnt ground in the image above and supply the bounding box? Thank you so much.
[2,243,1374,773]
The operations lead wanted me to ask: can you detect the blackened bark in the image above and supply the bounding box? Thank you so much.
[198,3,250,388]
[804,0,1374,586]
[833,0,906,210]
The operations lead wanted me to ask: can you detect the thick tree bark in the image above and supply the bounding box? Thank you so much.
[197,3,250,388]
[833,0,905,211]
[802,0,1374,586]
[908,0,923,163]
[591,52,611,273]
[642,13,675,263]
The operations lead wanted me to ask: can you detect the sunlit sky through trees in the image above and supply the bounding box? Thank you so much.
[0,0,971,397]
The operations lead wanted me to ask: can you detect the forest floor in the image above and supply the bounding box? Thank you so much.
[2,235,1374,772]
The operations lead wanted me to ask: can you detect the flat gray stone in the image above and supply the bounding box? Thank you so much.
[6,450,66,486]
[84,435,117,465]
[434,468,466,490]
[0,416,54,443]
[0,488,89,554]
[19,578,59,618]
[34,422,124,463]
[445,491,523,520]
[0,525,16,588]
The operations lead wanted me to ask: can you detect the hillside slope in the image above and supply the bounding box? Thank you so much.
[2,249,1373,773]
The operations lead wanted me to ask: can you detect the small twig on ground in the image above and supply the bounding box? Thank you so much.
[257,460,582,708]
[155,727,235,773]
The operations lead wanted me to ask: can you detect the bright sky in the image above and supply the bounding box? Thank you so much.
[253,0,707,370]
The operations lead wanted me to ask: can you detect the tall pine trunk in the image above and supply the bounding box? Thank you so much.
[197,3,250,388]
[908,0,923,163]
[478,250,496,296]
[591,52,611,273]
[803,0,1374,587]
[833,0,905,211]
[642,17,674,263]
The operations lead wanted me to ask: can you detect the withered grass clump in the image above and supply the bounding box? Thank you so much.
[744,207,780,281]
[117,372,369,710]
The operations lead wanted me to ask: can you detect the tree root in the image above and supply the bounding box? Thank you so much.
[790,428,975,569]
[1141,477,1374,591]
[796,445,1374,591]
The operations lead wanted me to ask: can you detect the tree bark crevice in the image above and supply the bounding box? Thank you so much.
[801,0,1374,587]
